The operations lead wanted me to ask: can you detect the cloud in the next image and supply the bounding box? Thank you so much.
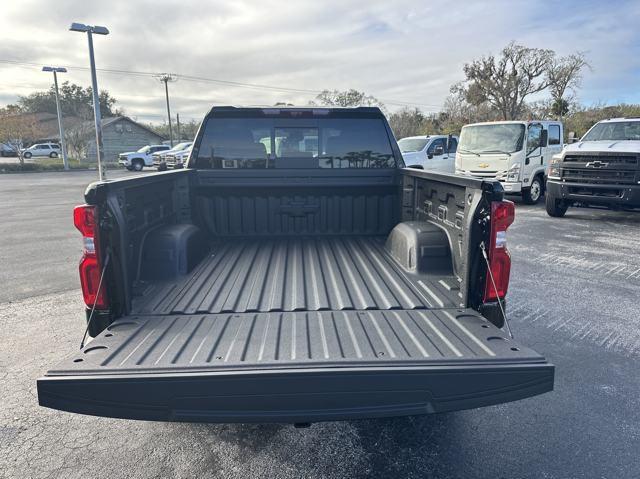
[0,0,638,122]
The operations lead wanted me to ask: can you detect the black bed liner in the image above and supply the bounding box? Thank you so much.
[38,309,554,423]
[133,236,462,315]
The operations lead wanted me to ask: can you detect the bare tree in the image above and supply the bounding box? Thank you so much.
[65,121,93,163]
[311,89,385,111]
[456,42,554,120]
[546,52,590,119]
[0,111,42,167]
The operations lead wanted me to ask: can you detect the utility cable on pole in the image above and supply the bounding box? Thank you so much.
[156,73,177,147]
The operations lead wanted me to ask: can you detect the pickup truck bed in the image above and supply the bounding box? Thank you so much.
[132,236,461,315]
[37,107,553,423]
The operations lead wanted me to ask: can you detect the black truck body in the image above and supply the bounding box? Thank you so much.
[38,107,553,423]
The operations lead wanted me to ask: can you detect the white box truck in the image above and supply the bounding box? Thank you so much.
[455,121,563,204]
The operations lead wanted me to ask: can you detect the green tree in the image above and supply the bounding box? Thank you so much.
[388,108,426,138]
[13,82,120,119]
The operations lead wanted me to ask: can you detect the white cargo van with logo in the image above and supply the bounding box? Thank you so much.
[455,121,563,204]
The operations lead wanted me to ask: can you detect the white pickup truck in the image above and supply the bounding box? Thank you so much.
[398,135,458,173]
[546,118,640,216]
[456,121,563,204]
[118,144,171,171]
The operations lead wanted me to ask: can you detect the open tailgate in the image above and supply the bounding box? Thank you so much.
[38,309,553,423]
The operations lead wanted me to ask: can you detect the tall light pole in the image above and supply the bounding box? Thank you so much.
[156,73,177,147]
[69,22,109,181]
[42,66,69,170]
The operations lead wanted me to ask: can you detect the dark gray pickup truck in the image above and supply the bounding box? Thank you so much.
[38,106,553,424]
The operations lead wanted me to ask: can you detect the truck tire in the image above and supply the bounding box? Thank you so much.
[545,192,568,217]
[132,159,144,171]
[49,151,58,158]
[157,162,167,172]
[522,176,543,205]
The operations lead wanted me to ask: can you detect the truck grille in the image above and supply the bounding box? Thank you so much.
[564,153,638,166]
[561,168,636,185]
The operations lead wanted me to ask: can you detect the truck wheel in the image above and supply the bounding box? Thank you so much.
[132,159,144,171]
[522,176,543,205]
[49,151,58,158]
[545,193,568,217]
[157,163,167,172]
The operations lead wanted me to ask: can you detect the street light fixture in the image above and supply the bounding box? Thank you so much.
[42,66,69,170]
[69,22,109,181]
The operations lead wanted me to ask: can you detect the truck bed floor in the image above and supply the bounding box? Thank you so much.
[133,236,462,315]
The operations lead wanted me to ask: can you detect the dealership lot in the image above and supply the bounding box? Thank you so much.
[0,171,639,479]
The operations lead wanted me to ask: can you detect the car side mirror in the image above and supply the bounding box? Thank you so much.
[427,153,433,159]
[434,145,444,156]
[540,130,548,147]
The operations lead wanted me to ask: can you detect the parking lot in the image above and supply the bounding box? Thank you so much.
[1,170,639,479]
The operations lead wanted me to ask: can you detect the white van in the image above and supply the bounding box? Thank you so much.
[455,121,563,204]
[398,135,458,173]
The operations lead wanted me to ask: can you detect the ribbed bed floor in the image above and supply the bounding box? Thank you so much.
[133,236,462,315]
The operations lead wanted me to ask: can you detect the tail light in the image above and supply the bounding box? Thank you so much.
[483,200,515,302]
[74,205,109,309]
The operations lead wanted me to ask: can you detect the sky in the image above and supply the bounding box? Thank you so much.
[0,0,639,123]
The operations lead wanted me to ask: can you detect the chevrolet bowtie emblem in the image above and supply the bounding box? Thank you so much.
[478,163,490,168]
[585,161,609,168]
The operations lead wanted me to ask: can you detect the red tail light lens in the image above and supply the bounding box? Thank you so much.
[74,205,108,309]
[483,200,515,302]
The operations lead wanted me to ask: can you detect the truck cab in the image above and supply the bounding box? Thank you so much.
[398,135,458,173]
[456,121,563,204]
[545,118,640,216]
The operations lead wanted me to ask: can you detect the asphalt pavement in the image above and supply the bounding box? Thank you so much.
[0,169,639,478]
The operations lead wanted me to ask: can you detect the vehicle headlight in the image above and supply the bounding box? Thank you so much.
[548,156,562,179]
[506,163,520,181]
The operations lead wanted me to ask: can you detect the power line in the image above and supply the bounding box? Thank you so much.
[0,58,443,110]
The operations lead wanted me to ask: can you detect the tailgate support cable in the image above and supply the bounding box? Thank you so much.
[80,249,111,349]
[480,242,513,339]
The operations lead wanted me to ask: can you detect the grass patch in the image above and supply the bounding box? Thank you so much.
[0,158,119,174]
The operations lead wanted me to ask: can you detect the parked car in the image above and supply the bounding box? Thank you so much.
[153,142,193,171]
[22,143,61,159]
[398,135,458,173]
[455,121,563,204]
[37,106,553,425]
[118,144,171,171]
[165,145,192,169]
[1,142,18,157]
[546,117,640,216]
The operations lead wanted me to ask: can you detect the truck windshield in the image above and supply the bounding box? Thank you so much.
[171,142,192,151]
[458,124,525,154]
[398,138,428,153]
[137,146,151,153]
[194,115,396,169]
[582,121,640,141]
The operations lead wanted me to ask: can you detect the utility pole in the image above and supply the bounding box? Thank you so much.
[176,113,181,142]
[42,66,69,170]
[156,73,177,147]
[70,22,109,181]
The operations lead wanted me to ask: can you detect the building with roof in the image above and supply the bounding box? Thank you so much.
[29,114,166,162]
